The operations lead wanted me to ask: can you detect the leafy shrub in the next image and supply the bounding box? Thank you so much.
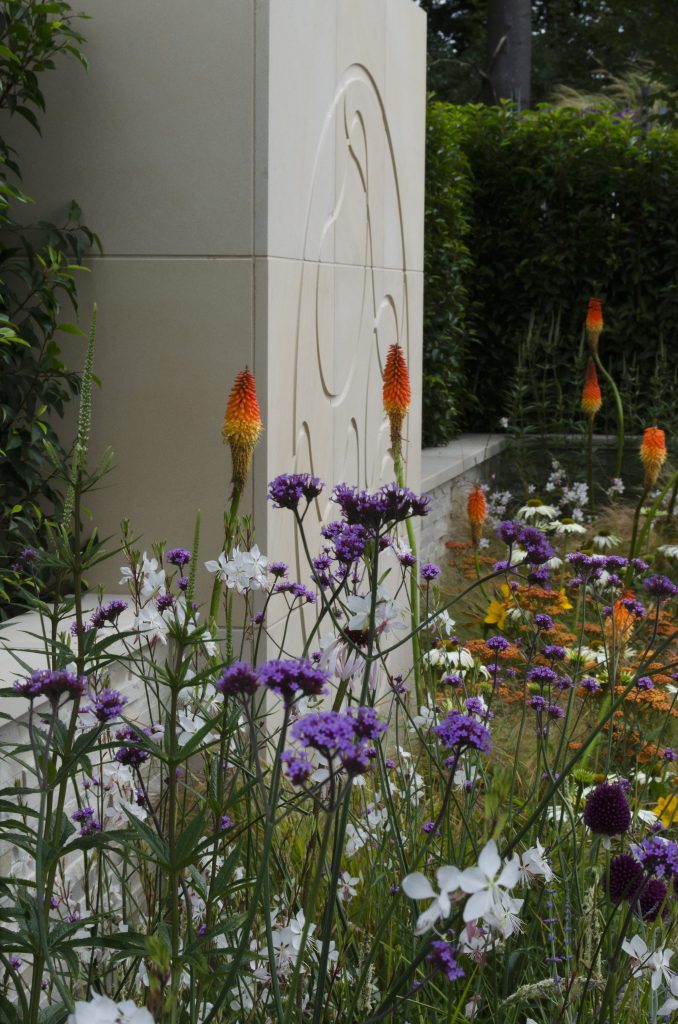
[425,102,678,440]
[0,0,97,613]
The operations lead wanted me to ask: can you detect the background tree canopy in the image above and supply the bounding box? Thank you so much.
[418,0,678,112]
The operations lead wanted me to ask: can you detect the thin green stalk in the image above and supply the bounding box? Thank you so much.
[586,415,595,514]
[394,453,423,705]
[594,352,624,479]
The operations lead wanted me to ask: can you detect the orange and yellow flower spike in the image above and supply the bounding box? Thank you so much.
[586,297,603,354]
[581,358,602,418]
[640,427,667,491]
[222,368,263,493]
[467,485,487,548]
[383,343,411,461]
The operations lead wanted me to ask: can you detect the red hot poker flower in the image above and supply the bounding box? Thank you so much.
[581,358,602,419]
[640,427,667,490]
[382,343,411,459]
[586,298,604,354]
[222,368,263,491]
[467,485,487,548]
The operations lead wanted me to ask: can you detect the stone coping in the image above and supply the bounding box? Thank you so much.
[421,434,506,492]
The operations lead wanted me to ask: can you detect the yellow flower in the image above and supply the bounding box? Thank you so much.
[484,584,513,630]
[653,794,678,828]
[555,589,573,613]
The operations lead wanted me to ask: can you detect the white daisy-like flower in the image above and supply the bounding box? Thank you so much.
[67,994,154,1024]
[517,501,558,521]
[553,520,587,536]
[592,531,622,551]
[658,544,678,561]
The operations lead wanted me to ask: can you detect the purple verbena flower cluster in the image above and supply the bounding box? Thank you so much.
[14,669,88,703]
[166,548,191,567]
[268,473,324,511]
[433,710,492,756]
[71,806,102,836]
[332,482,430,532]
[496,521,555,565]
[283,707,386,782]
[258,659,329,706]
[83,688,128,724]
[427,940,464,982]
[114,725,151,767]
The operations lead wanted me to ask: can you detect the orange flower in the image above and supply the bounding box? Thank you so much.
[586,298,603,353]
[222,368,263,491]
[382,343,411,459]
[467,485,487,547]
[640,426,667,490]
[581,358,602,418]
[607,591,636,647]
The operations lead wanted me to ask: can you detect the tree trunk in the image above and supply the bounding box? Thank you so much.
[483,0,532,107]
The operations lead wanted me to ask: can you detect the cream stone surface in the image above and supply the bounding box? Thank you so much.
[3,0,426,619]
[8,0,255,255]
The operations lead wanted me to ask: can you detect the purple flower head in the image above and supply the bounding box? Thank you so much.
[421,562,441,582]
[14,669,88,704]
[398,550,416,567]
[636,676,654,691]
[269,561,289,578]
[434,710,491,755]
[555,675,573,691]
[621,596,646,619]
[443,673,464,688]
[332,482,430,531]
[350,706,388,741]
[663,748,677,762]
[268,473,324,511]
[273,581,316,603]
[605,555,629,572]
[216,661,260,698]
[534,613,554,632]
[527,665,558,688]
[258,659,329,705]
[567,552,606,579]
[427,940,464,983]
[156,593,176,612]
[465,697,493,720]
[643,575,678,601]
[89,599,129,629]
[640,878,669,921]
[528,695,548,711]
[339,743,372,775]
[631,558,649,574]
[635,837,678,880]
[547,704,565,719]
[543,645,567,662]
[8,955,22,971]
[496,520,521,545]
[71,806,102,836]
[607,854,646,903]
[583,782,631,836]
[114,725,150,767]
[86,688,128,724]
[219,814,234,831]
[177,576,189,591]
[518,526,555,566]
[528,566,551,586]
[486,635,510,653]
[281,750,314,785]
[328,522,368,565]
[166,548,191,568]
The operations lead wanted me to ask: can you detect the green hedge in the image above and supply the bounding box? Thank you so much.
[423,102,678,445]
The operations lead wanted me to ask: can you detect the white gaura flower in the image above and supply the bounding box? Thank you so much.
[622,935,675,990]
[140,554,166,601]
[345,823,369,857]
[484,892,524,937]
[402,865,462,934]
[431,610,456,637]
[411,702,437,731]
[458,840,520,923]
[67,993,154,1024]
[658,544,678,561]
[337,871,359,902]
[176,710,216,747]
[205,551,229,578]
[519,840,554,884]
[105,796,148,825]
[658,973,678,1016]
[346,590,404,636]
[134,605,168,645]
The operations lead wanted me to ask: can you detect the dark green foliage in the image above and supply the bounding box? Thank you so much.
[422,103,477,445]
[424,101,678,442]
[0,1,96,612]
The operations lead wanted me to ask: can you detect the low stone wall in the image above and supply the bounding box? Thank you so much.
[419,434,505,566]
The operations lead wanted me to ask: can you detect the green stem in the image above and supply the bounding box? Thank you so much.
[394,452,423,706]
[586,415,595,515]
[594,352,624,479]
